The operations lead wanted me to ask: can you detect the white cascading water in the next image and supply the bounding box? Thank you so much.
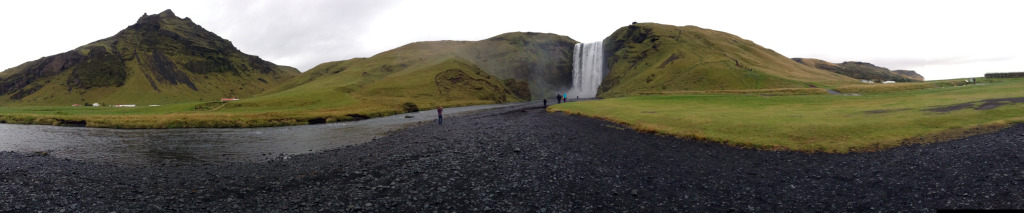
[566,41,604,98]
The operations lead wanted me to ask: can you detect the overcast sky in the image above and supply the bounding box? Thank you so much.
[1,0,1020,80]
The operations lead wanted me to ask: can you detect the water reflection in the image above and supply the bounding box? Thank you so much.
[0,102,529,165]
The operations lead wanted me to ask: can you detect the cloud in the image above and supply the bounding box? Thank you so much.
[1,0,1020,80]
[862,57,1015,70]
[790,52,1020,80]
[196,0,399,71]
[0,0,400,73]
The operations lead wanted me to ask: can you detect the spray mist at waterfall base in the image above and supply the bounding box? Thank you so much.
[565,41,604,99]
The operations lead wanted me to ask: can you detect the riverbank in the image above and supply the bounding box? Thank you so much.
[0,102,526,165]
[3,103,1024,211]
[0,98,507,129]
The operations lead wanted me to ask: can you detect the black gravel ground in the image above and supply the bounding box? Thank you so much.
[3,103,1024,212]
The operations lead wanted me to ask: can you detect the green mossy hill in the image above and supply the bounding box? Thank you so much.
[466,32,577,98]
[893,70,925,81]
[599,23,858,97]
[229,55,526,118]
[235,33,575,117]
[363,58,525,103]
[0,9,300,106]
[270,32,576,101]
[793,58,923,82]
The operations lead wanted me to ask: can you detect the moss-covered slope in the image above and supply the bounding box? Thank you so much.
[246,32,576,115]
[0,9,300,106]
[273,32,575,99]
[793,58,924,82]
[892,70,925,81]
[458,32,577,98]
[598,23,858,97]
[232,57,527,117]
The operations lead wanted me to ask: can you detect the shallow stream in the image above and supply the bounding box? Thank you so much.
[0,102,532,165]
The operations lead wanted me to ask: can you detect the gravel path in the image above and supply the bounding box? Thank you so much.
[3,103,1024,211]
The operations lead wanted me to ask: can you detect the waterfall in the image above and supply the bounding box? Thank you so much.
[566,41,604,98]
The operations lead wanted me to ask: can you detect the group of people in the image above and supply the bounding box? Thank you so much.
[544,93,576,107]
[440,93,579,125]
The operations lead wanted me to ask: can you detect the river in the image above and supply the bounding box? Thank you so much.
[0,101,534,165]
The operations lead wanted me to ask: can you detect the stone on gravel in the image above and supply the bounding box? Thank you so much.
[1,103,1023,211]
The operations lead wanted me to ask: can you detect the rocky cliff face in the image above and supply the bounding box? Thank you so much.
[466,32,576,99]
[0,9,299,105]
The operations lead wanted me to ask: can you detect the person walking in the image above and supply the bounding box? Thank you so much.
[556,94,562,104]
[437,106,443,125]
[543,98,547,107]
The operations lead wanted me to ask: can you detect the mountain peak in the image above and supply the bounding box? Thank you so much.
[158,9,176,17]
[0,9,300,105]
[137,9,181,24]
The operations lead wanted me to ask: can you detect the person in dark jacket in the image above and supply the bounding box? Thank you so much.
[437,106,443,124]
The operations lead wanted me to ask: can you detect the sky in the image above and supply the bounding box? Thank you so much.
[1,0,1020,80]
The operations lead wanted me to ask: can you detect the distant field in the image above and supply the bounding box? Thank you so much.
[0,93,494,129]
[550,78,1024,152]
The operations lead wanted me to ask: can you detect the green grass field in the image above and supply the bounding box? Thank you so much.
[0,99,402,129]
[550,78,1024,153]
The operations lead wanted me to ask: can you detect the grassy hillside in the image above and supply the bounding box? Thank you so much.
[456,32,576,98]
[270,33,576,100]
[893,70,925,81]
[598,23,858,97]
[0,30,572,128]
[0,57,527,128]
[793,58,923,82]
[247,32,578,116]
[227,55,525,114]
[551,78,1018,153]
[0,9,299,107]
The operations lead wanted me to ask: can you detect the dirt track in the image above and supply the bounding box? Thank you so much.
[3,103,1024,211]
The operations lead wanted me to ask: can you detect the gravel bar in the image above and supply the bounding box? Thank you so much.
[2,103,1024,211]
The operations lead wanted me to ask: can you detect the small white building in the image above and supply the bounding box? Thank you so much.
[882,81,896,84]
